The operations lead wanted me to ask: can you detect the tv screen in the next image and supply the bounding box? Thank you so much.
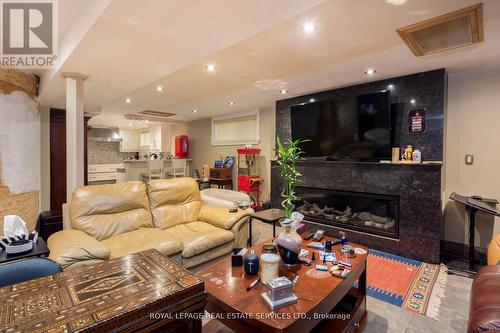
[290,92,391,160]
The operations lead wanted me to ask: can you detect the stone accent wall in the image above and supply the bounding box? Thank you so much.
[0,69,39,233]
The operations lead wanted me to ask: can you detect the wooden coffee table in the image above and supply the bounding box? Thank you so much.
[198,238,367,333]
[0,249,206,333]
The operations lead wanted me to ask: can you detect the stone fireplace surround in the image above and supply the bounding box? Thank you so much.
[271,69,445,263]
[271,161,442,262]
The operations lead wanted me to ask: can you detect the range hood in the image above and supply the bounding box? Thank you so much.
[87,127,122,142]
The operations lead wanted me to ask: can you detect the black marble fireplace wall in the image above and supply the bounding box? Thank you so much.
[271,162,442,263]
[272,69,446,263]
[276,69,446,161]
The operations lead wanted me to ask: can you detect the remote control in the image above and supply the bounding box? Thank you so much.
[312,229,325,241]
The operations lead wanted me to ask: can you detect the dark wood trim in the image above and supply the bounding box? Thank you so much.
[84,116,90,186]
[49,110,90,209]
[49,108,66,211]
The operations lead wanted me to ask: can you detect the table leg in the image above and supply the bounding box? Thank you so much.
[468,207,477,272]
[272,221,276,238]
[248,217,253,246]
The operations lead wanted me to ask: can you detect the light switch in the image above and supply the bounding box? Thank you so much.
[465,154,474,165]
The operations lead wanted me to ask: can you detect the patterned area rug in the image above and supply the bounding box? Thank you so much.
[366,249,447,320]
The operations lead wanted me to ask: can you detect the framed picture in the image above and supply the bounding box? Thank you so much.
[408,109,426,133]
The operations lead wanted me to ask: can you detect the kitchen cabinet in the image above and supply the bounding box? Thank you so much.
[119,129,140,152]
[88,164,125,185]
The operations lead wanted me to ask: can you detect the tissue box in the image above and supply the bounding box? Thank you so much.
[0,231,38,253]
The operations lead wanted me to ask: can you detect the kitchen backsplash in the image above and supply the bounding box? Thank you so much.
[88,141,137,164]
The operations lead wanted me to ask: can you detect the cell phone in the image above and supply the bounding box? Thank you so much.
[312,229,325,241]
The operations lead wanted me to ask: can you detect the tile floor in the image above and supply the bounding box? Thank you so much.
[199,219,474,333]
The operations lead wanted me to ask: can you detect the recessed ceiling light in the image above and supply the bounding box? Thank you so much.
[302,22,316,33]
[125,98,131,103]
[280,89,288,94]
[156,86,163,92]
[410,99,416,104]
[129,123,133,127]
[388,84,394,90]
[309,98,316,103]
[381,90,387,93]
[145,120,149,123]
[228,101,235,106]
[386,0,407,5]
[364,68,376,75]
[205,64,216,72]
[193,109,198,113]
[300,103,306,106]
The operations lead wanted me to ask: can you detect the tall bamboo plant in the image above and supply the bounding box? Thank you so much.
[275,137,308,219]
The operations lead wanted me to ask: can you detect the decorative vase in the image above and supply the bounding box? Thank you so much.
[276,218,302,266]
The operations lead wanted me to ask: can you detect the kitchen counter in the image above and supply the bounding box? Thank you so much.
[124,159,192,180]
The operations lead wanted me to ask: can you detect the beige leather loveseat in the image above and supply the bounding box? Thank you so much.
[48,178,251,270]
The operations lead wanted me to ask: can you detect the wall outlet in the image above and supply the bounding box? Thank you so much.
[465,154,474,165]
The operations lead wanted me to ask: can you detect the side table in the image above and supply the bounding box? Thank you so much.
[248,208,285,246]
[209,178,233,190]
[0,238,49,264]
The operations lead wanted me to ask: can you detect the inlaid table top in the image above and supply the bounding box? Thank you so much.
[0,249,205,333]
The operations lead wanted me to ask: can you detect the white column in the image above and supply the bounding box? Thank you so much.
[61,72,88,203]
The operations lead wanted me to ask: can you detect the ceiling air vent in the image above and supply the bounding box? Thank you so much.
[397,3,483,56]
[137,110,175,118]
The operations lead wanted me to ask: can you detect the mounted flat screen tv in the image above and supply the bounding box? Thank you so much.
[290,92,391,161]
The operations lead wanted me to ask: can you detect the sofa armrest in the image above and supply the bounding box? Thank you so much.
[198,205,253,230]
[47,229,110,269]
[231,217,250,248]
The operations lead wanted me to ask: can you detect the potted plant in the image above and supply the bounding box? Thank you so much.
[274,137,308,265]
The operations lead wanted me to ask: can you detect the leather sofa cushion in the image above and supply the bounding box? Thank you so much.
[468,265,500,333]
[70,181,152,240]
[147,178,202,229]
[163,221,234,258]
[102,228,183,258]
[487,233,500,265]
[48,229,110,269]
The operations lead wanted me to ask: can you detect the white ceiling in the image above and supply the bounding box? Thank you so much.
[37,0,500,128]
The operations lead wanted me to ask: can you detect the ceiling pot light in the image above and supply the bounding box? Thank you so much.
[388,84,394,90]
[386,0,407,5]
[302,22,316,33]
[280,89,288,94]
[309,98,316,102]
[228,101,235,106]
[193,109,198,113]
[145,120,149,123]
[364,69,376,75]
[129,123,133,127]
[156,86,163,92]
[125,98,131,103]
[410,99,416,104]
[205,64,216,72]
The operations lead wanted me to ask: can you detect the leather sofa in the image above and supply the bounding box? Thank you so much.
[47,178,252,270]
[467,233,500,333]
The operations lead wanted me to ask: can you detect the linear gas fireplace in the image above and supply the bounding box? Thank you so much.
[295,187,399,239]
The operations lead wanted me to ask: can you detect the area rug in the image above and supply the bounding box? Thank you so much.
[365,249,447,320]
